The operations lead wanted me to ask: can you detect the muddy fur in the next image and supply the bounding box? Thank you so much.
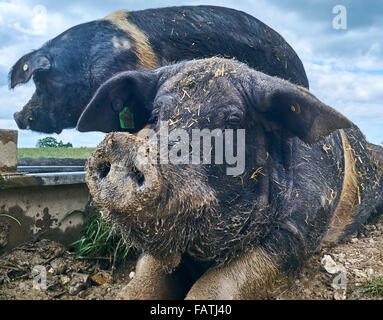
[87,132,288,270]
[185,248,279,299]
[116,254,186,299]
[83,58,383,299]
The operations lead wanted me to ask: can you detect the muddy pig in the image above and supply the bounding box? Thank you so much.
[80,57,383,299]
[10,5,308,134]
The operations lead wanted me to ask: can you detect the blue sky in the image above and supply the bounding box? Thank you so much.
[0,0,382,147]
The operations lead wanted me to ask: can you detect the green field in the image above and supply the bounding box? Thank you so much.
[18,147,96,159]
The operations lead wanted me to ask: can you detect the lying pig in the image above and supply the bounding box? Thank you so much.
[79,57,383,299]
[10,5,308,134]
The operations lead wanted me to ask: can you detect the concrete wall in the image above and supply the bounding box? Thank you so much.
[0,183,89,252]
[0,129,17,173]
[0,129,90,253]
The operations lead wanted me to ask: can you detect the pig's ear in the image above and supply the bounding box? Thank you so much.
[77,69,160,133]
[9,51,51,89]
[252,75,352,144]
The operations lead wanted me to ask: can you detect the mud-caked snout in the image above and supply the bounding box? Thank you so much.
[86,132,164,219]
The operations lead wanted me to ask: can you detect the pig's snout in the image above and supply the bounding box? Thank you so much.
[86,132,163,218]
[13,111,31,129]
[96,158,145,192]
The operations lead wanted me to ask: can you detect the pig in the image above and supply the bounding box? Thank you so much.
[79,57,383,299]
[10,5,309,134]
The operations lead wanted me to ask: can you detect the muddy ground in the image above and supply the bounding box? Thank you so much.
[0,217,382,300]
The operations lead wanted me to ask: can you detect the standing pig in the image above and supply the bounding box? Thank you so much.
[10,5,308,134]
[79,58,383,299]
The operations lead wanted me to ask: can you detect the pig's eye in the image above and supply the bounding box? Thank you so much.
[111,99,124,112]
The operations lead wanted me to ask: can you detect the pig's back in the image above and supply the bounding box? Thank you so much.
[120,5,309,88]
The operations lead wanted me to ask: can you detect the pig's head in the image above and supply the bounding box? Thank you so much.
[9,21,140,134]
[80,57,352,265]
[10,48,89,133]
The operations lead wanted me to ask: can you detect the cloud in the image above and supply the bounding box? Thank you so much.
[13,4,47,35]
[305,60,383,144]
[0,83,35,118]
[0,1,78,44]
[306,61,383,106]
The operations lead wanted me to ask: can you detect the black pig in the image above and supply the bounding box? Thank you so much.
[80,58,383,299]
[10,5,308,134]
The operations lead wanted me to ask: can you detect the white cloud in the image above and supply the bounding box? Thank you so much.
[13,4,47,35]
[0,83,35,118]
[0,0,74,39]
[304,60,383,144]
[305,61,383,114]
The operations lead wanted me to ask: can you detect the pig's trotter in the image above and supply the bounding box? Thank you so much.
[185,248,279,300]
[118,253,182,300]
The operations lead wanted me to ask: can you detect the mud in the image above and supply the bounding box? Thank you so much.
[272,216,383,300]
[0,239,135,300]
[0,217,382,300]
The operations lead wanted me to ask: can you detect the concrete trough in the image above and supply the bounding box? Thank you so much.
[0,130,90,253]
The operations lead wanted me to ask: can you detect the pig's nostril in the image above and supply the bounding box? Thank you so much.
[132,166,145,189]
[97,162,111,182]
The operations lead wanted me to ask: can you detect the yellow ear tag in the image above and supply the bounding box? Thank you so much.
[119,106,135,129]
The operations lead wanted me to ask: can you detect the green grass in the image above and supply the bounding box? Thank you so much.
[70,211,133,271]
[361,276,383,297]
[18,147,96,159]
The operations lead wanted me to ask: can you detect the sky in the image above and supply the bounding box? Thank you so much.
[0,0,382,147]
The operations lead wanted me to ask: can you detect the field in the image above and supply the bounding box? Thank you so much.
[18,147,96,159]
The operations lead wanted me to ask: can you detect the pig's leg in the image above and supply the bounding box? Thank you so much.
[185,248,279,300]
[118,253,183,300]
